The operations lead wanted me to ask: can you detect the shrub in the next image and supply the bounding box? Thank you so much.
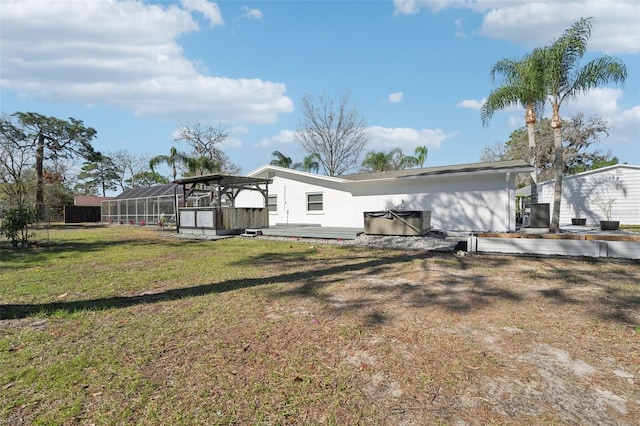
[0,207,37,246]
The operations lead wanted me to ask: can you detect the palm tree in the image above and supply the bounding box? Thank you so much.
[361,148,407,173]
[184,156,221,177]
[539,17,627,232]
[414,146,428,167]
[482,52,547,203]
[293,153,320,173]
[361,151,390,173]
[149,147,189,181]
[270,150,293,168]
[399,155,418,169]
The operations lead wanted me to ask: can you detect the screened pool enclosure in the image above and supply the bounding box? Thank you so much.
[101,175,272,235]
[101,184,181,226]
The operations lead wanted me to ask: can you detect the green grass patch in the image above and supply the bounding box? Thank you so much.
[1,225,639,424]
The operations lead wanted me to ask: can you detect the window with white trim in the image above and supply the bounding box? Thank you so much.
[306,193,323,212]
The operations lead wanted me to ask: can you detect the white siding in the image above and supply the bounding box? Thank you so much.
[237,168,519,232]
[537,165,640,225]
[237,175,354,227]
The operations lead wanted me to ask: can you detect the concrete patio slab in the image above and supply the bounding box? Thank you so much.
[259,226,364,240]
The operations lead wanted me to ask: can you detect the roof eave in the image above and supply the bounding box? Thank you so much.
[248,164,345,183]
[345,165,534,184]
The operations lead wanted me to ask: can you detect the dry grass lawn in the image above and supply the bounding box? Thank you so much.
[1,225,639,425]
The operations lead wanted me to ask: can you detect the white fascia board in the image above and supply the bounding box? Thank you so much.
[247,164,346,184]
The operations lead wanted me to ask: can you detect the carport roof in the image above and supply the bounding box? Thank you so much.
[172,174,272,187]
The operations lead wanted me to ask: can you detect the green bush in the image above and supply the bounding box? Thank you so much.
[0,207,37,246]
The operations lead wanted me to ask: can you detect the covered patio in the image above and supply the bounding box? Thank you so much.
[173,174,272,236]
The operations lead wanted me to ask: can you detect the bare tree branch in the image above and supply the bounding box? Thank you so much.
[295,92,368,176]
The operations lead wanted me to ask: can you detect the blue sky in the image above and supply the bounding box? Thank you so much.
[1,0,639,183]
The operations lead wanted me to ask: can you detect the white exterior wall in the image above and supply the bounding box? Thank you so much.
[346,174,516,231]
[237,169,519,232]
[236,174,354,226]
[537,165,640,225]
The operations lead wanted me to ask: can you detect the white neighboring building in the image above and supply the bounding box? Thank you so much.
[521,164,640,226]
[236,160,533,233]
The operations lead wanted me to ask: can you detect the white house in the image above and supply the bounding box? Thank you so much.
[236,160,533,233]
[522,164,640,226]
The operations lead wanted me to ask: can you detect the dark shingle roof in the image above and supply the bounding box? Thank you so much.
[341,160,532,182]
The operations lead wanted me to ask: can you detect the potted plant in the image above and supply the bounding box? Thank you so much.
[571,206,586,226]
[595,195,619,231]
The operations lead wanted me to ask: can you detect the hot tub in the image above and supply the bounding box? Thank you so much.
[364,210,432,236]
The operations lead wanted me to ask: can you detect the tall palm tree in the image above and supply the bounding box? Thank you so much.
[482,52,547,203]
[149,146,188,181]
[293,153,320,173]
[539,17,627,232]
[270,150,293,168]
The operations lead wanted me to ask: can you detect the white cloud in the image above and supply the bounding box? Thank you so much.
[0,0,293,124]
[256,130,297,148]
[610,105,640,144]
[393,0,462,15]
[231,125,250,136]
[256,125,456,152]
[387,92,404,103]
[394,0,640,55]
[457,98,486,111]
[181,0,224,26]
[241,6,264,21]
[561,88,640,144]
[367,126,456,151]
[224,126,249,148]
[508,115,521,128]
[453,17,467,38]
[393,0,422,15]
[480,1,640,54]
[563,88,622,117]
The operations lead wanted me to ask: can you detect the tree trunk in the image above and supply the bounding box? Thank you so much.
[525,106,538,204]
[35,132,46,220]
[550,113,563,233]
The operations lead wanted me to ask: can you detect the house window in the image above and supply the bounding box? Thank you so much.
[307,193,323,212]
[268,195,277,212]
